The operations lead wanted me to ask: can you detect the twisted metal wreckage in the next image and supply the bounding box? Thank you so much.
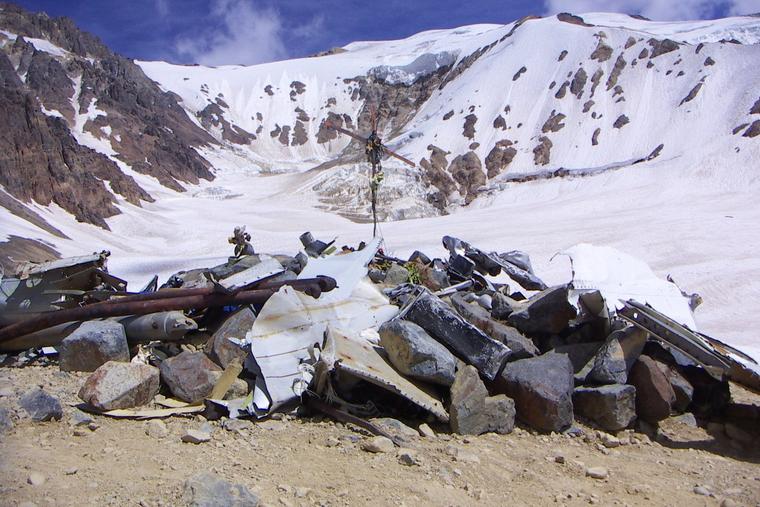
[0,230,758,440]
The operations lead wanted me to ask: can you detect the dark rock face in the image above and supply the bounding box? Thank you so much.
[291,120,308,146]
[507,285,576,337]
[0,5,215,229]
[198,102,255,144]
[450,365,515,435]
[648,38,679,58]
[679,82,704,106]
[78,361,160,410]
[588,327,647,384]
[557,13,592,26]
[628,355,675,422]
[625,36,637,49]
[403,289,511,381]
[590,68,604,97]
[160,351,222,404]
[542,110,566,133]
[379,319,457,386]
[449,151,485,204]
[558,50,568,61]
[512,66,527,81]
[59,320,130,372]
[492,114,507,130]
[613,115,630,129]
[19,388,63,421]
[570,68,587,98]
[183,473,259,507]
[485,140,517,178]
[749,97,760,115]
[573,384,636,431]
[606,54,627,90]
[450,294,538,359]
[592,128,601,145]
[462,113,477,139]
[498,352,574,433]
[554,81,569,99]
[743,120,760,138]
[553,342,603,383]
[591,38,613,62]
[533,136,552,165]
[420,145,457,210]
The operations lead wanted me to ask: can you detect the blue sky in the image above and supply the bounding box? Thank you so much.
[11,0,760,65]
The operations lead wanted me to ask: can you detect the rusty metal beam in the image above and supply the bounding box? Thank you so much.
[0,279,334,344]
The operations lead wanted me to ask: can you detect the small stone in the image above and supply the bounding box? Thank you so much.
[369,418,419,445]
[0,407,14,433]
[554,455,566,464]
[720,499,739,507]
[600,433,621,448]
[64,467,78,475]
[19,388,62,422]
[183,472,258,506]
[586,467,608,480]
[28,472,46,486]
[182,429,211,444]
[146,420,169,439]
[69,409,94,427]
[222,418,252,433]
[87,421,100,431]
[325,436,340,447]
[360,436,394,453]
[418,423,436,438]
[398,449,422,466]
[294,487,311,498]
[693,486,710,496]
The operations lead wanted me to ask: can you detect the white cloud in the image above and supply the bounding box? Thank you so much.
[175,0,290,66]
[727,0,760,15]
[543,0,759,20]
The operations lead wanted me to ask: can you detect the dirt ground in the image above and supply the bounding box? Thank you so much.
[0,366,759,507]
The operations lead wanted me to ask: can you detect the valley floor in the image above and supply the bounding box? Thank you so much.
[8,152,759,360]
[1,367,759,507]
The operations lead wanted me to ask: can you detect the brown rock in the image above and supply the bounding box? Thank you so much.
[628,355,675,422]
[533,136,552,165]
[160,351,222,404]
[78,361,160,411]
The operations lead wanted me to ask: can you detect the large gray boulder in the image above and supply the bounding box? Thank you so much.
[402,289,511,381]
[19,388,62,421]
[451,294,539,359]
[379,320,456,386]
[628,355,676,422]
[59,320,130,372]
[653,360,693,413]
[160,351,222,403]
[183,473,259,507]
[588,327,648,384]
[497,352,574,433]
[573,384,637,431]
[507,285,577,337]
[450,365,515,435]
[208,307,254,368]
[78,361,159,411]
[384,264,410,286]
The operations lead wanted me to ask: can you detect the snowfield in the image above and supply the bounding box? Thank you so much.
[1,12,759,360]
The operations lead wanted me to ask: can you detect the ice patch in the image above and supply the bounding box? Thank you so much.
[368,51,459,85]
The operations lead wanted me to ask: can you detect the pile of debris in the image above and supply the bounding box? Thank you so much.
[1,228,758,448]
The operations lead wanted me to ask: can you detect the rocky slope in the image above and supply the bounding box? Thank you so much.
[0,4,759,231]
[0,2,215,229]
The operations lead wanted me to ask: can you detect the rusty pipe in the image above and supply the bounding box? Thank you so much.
[0,282,329,344]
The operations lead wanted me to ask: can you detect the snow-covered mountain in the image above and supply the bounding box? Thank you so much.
[1,5,760,357]
[136,11,760,219]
